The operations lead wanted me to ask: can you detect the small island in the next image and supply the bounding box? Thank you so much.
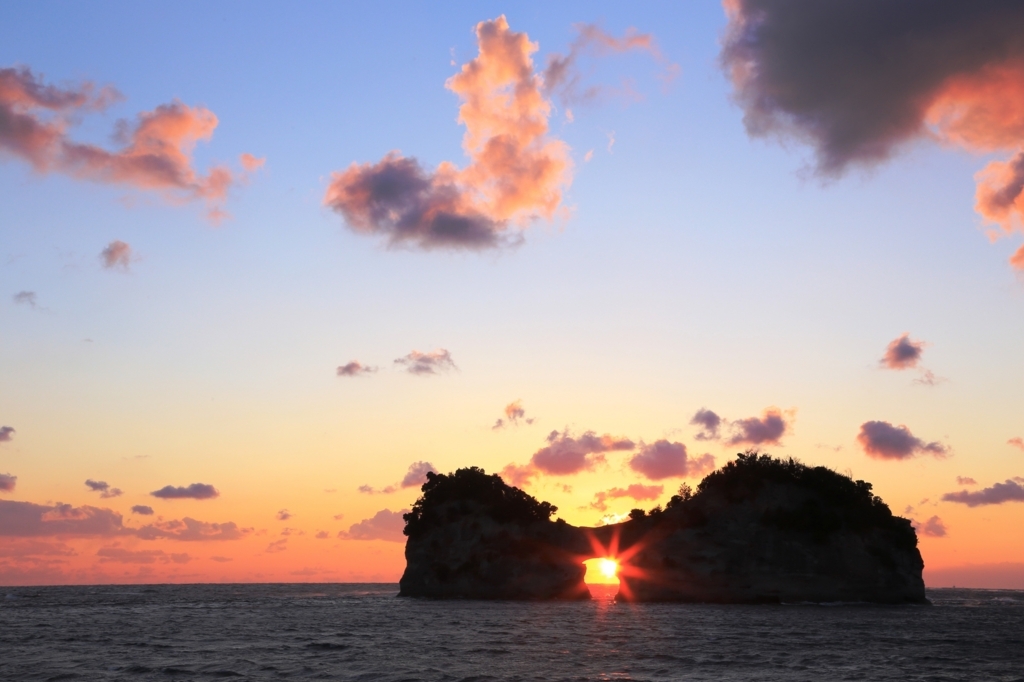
[398,452,926,603]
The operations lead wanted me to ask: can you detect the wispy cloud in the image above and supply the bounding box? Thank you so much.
[85,479,123,499]
[12,291,38,309]
[0,473,16,493]
[0,426,13,443]
[589,483,663,512]
[130,505,154,515]
[276,509,292,521]
[912,515,948,538]
[135,517,250,541]
[97,546,190,564]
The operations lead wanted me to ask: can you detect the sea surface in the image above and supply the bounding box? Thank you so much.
[2,584,1023,681]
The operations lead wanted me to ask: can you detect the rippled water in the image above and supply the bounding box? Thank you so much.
[2,584,1023,681]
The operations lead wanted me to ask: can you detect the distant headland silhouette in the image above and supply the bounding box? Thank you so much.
[398,452,927,603]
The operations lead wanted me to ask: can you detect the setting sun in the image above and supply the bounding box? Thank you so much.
[583,558,620,585]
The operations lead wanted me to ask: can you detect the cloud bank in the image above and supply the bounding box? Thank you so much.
[720,0,1024,266]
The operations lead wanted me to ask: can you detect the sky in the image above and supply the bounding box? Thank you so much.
[2,0,1024,588]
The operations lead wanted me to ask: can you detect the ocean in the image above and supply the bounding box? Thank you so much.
[2,584,1022,681]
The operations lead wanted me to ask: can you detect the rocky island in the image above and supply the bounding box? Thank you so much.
[398,452,927,603]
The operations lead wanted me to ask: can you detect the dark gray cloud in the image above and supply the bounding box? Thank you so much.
[324,154,505,251]
[721,0,1024,175]
[85,479,123,499]
[857,420,947,460]
[394,349,457,375]
[150,483,219,500]
[0,473,16,492]
[336,361,377,377]
[726,408,790,446]
[0,426,14,442]
[130,505,154,515]
[942,479,1024,507]
[881,333,925,370]
[628,440,716,481]
[338,508,408,542]
[690,408,721,441]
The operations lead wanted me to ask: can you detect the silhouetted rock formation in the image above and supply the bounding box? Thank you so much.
[398,454,927,604]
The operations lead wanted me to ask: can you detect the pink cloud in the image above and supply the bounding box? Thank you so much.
[628,440,715,480]
[100,240,132,270]
[0,473,16,492]
[336,361,377,377]
[239,153,266,172]
[0,426,14,442]
[590,483,663,512]
[324,17,571,250]
[276,509,292,521]
[956,476,977,486]
[857,421,947,460]
[0,66,256,221]
[881,333,925,370]
[130,505,154,515]
[394,348,456,375]
[912,515,948,538]
[942,479,1024,507]
[338,508,408,542]
[1009,437,1024,451]
[493,399,534,429]
[543,23,675,106]
[531,429,634,475]
[726,407,790,446]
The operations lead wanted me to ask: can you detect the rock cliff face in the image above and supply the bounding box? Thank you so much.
[398,455,927,603]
